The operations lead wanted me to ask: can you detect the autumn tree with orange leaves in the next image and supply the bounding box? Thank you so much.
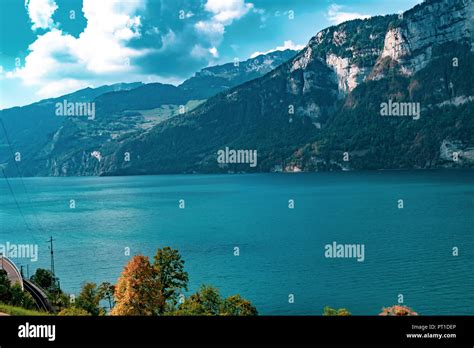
[110,255,164,316]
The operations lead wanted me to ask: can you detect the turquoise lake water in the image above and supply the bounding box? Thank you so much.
[0,171,473,315]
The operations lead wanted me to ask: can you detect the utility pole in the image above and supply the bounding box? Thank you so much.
[26,264,29,279]
[47,236,56,288]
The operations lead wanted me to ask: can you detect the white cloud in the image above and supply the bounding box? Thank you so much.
[191,44,209,58]
[209,47,219,58]
[250,40,305,59]
[190,44,219,60]
[9,0,155,99]
[25,0,58,30]
[195,20,225,43]
[204,0,253,24]
[327,4,371,25]
[196,0,253,45]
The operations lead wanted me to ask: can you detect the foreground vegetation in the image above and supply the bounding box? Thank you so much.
[0,303,48,316]
[0,269,37,310]
[10,247,257,316]
[323,305,418,316]
[3,246,419,316]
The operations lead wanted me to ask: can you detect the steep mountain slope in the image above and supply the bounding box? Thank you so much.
[0,82,142,176]
[101,0,473,175]
[288,41,473,171]
[103,56,339,174]
[0,50,297,176]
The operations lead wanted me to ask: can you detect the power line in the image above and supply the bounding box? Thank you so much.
[0,118,49,238]
[1,167,37,239]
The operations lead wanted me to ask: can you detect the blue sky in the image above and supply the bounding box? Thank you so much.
[0,0,422,109]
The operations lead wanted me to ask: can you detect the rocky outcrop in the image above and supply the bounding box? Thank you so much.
[294,0,473,92]
[375,0,472,77]
[440,139,474,164]
[325,54,364,94]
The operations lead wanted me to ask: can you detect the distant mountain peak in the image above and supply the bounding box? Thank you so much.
[179,49,297,99]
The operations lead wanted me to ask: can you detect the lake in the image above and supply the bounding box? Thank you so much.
[1,171,473,315]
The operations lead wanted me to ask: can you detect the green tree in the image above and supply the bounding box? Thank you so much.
[98,282,115,311]
[221,295,258,316]
[30,269,54,291]
[153,247,189,312]
[75,282,104,316]
[9,284,36,310]
[55,292,72,311]
[0,269,12,304]
[173,285,257,316]
[174,285,222,316]
[323,306,351,316]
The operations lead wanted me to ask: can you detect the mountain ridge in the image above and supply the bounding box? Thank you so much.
[1,0,472,177]
[101,0,473,175]
[0,50,298,176]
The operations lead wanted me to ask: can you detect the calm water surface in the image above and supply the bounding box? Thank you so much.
[1,171,473,315]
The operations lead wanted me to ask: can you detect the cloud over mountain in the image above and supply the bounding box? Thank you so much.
[25,0,58,30]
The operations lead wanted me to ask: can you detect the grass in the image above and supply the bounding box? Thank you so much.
[0,303,49,316]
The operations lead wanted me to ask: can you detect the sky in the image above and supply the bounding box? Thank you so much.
[0,0,423,109]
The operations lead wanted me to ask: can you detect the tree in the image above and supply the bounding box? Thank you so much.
[323,306,351,316]
[221,295,258,316]
[75,282,103,316]
[0,270,37,310]
[174,285,222,316]
[153,247,188,313]
[98,282,115,311]
[9,284,36,310]
[173,285,257,316]
[30,269,54,291]
[111,255,163,316]
[0,269,12,303]
[55,292,72,311]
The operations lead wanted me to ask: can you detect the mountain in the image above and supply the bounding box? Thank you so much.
[43,82,144,104]
[92,49,298,114]
[0,50,298,176]
[0,82,142,176]
[179,49,298,99]
[99,0,473,175]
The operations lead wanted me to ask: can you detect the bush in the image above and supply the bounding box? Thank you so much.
[9,284,36,310]
[323,306,351,316]
[58,307,92,316]
[379,305,418,316]
[173,285,257,316]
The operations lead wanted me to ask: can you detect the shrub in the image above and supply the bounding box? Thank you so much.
[58,307,92,316]
[379,305,418,316]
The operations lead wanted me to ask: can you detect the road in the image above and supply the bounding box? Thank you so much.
[23,280,52,312]
[1,256,53,313]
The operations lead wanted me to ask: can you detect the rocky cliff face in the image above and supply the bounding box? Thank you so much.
[290,0,472,93]
[374,0,474,75]
[290,14,392,95]
[375,0,472,77]
[325,54,365,94]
